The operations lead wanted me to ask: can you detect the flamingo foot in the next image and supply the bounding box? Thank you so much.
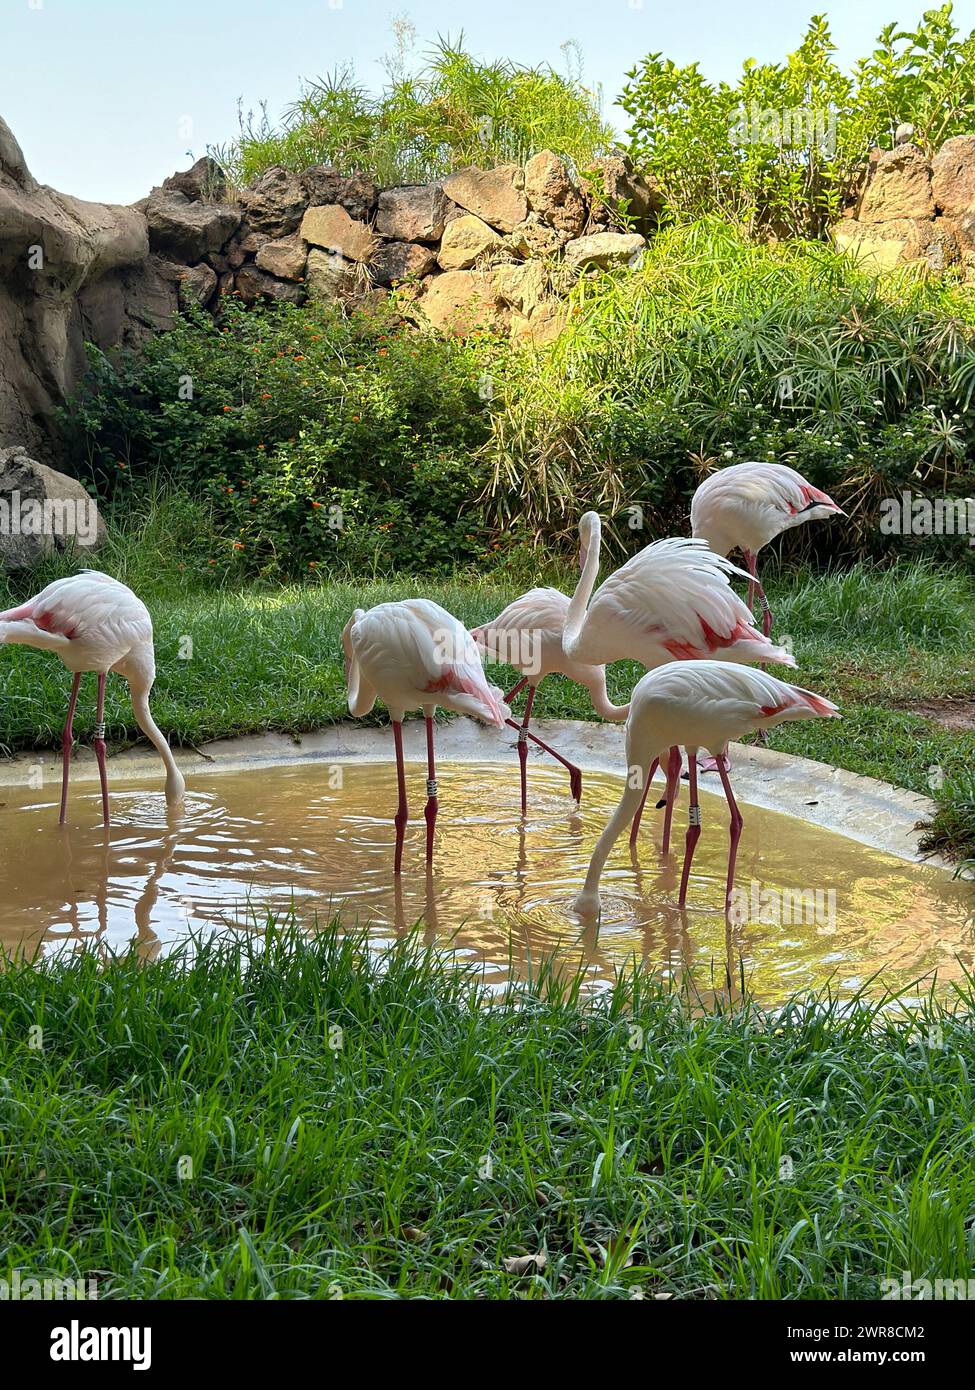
[698,752,731,775]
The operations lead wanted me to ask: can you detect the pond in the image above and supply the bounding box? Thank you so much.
[1,759,971,1004]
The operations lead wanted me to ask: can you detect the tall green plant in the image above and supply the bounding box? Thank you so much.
[621,6,975,236]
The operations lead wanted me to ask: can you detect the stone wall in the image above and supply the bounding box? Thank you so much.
[834,131,975,275]
[0,109,660,461]
[143,148,659,344]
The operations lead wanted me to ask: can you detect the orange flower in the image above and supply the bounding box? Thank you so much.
[257,444,265,451]
[233,541,245,550]
[308,561,319,570]
[223,405,232,412]
[351,414,360,422]
[260,392,271,399]
[310,500,322,509]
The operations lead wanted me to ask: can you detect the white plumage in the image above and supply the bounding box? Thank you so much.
[691,461,844,559]
[0,570,185,823]
[342,599,509,872]
[573,659,839,915]
[562,517,795,672]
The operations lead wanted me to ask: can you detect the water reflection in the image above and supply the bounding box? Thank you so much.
[0,759,971,1003]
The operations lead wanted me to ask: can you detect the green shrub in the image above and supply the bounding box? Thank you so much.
[621,6,975,236]
[218,34,612,187]
[488,219,975,560]
[61,298,505,578]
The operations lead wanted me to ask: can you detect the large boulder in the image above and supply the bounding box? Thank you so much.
[0,445,105,570]
[146,188,240,262]
[177,262,217,309]
[563,230,646,272]
[442,165,527,233]
[234,264,306,305]
[255,235,308,281]
[305,248,352,300]
[370,240,438,286]
[300,166,378,221]
[833,217,952,272]
[0,115,159,461]
[858,145,934,223]
[375,184,449,242]
[437,213,502,269]
[584,152,663,236]
[417,270,504,335]
[492,259,548,315]
[932,135,975,248]
[299,204,375,262]
[162,157,227,203]
[524,151,587,238]
[239,166,307,237]
[508,214,566,258]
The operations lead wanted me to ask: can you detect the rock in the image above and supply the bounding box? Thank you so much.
[305,248,352,300]
[524,151,587,237]
[417,270,504,335]
[508,214,566,258]
[563,231,646,272]
[932,135,975,247]
[492,259,548,315]
[239,166,307,237]
[0,446,105,569]
[832,217,933,271]
[163,157,227,202]
[375,184,449,242]
[857,145,934,222]
[255,234,308,281]
[300,166,378,221]
[299,204,375,262]
[0,115,154,460]
[509,301,565,347]
[178,262,217,309]
[584,152,664,235]
[234,264,306,305]
[370,240,438,286]
[923,223,963,271]
[442,164,527,233]
[146,189,240,262]
[437,213,502,269]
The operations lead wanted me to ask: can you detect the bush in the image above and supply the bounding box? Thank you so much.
[621,6,975,236]
[62,297,505,578]
[487,219,975,561]
[218,33,612,187]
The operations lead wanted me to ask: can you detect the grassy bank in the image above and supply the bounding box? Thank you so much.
[2,924,973,1299]
[1,558,973,863]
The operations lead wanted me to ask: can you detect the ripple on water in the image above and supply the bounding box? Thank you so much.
[0,759,972,1002]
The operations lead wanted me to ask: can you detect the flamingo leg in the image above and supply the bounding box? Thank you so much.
[628,757,660,847]
[504,679,583,804]
[392,720,409,875]
[516,684,536,815]
[716,753,744,907]
[94,673,109,827]
[423,715,438,865]
[661,746,682,855]
[745,549,773,639]
[677,749,702,908]
[504,676,529,704]
[59,673,83,826]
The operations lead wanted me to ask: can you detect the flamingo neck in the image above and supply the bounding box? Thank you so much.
[585,669,630,722]
[130,687,186,806]
[563,514,601,661]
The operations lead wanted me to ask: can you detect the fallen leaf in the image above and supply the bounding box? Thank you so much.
[503,1252,547,1275]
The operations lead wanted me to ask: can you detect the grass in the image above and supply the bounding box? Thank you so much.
[2,922,974,1299]
[2,556,973,864]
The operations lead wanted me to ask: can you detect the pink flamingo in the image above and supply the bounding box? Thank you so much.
[691,462,844,636]
[471,586,629,813]
[572,659,839,916]
[0,571,186,826]
[342,598,509,873]
[561,513,795,845]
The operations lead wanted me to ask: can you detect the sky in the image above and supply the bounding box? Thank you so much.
[5,0,975,204]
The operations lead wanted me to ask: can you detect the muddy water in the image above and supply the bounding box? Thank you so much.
[0,760,971,1003]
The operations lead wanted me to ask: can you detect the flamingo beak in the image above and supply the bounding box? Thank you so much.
[578,544,588,573]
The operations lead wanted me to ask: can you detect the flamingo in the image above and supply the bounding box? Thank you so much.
[471,586,629,813]
[0,571,186,826]
[561,514,795,843]
[342,598,509,873]
[572,659,839,916]
[690,462,844,637]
